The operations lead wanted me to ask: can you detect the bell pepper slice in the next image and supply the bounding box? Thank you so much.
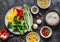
[0,29,10,40]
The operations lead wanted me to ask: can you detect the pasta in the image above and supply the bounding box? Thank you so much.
[38,0,50,8]
[27,32,39,42]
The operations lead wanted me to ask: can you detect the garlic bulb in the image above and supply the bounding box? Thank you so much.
[36,19,42,24]
[33,24,38,29]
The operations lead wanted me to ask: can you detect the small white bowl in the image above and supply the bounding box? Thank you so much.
[31,6,39,14]
[26,32,40,42]
[37,0,51,9]
[40,26,52,38]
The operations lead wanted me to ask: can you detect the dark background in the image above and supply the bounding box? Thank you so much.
[0,0,60,42]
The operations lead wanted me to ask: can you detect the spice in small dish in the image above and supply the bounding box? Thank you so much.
[42,28,50,37]
[32,7,37,12]
[31,6,39,14]
[40,26,52,38]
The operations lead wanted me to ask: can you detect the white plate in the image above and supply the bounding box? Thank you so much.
[5,7,27,35]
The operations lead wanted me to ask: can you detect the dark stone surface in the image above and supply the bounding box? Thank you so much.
[0,0,60,42]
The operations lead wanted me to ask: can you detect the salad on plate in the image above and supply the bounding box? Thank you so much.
[5,4,33,35]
